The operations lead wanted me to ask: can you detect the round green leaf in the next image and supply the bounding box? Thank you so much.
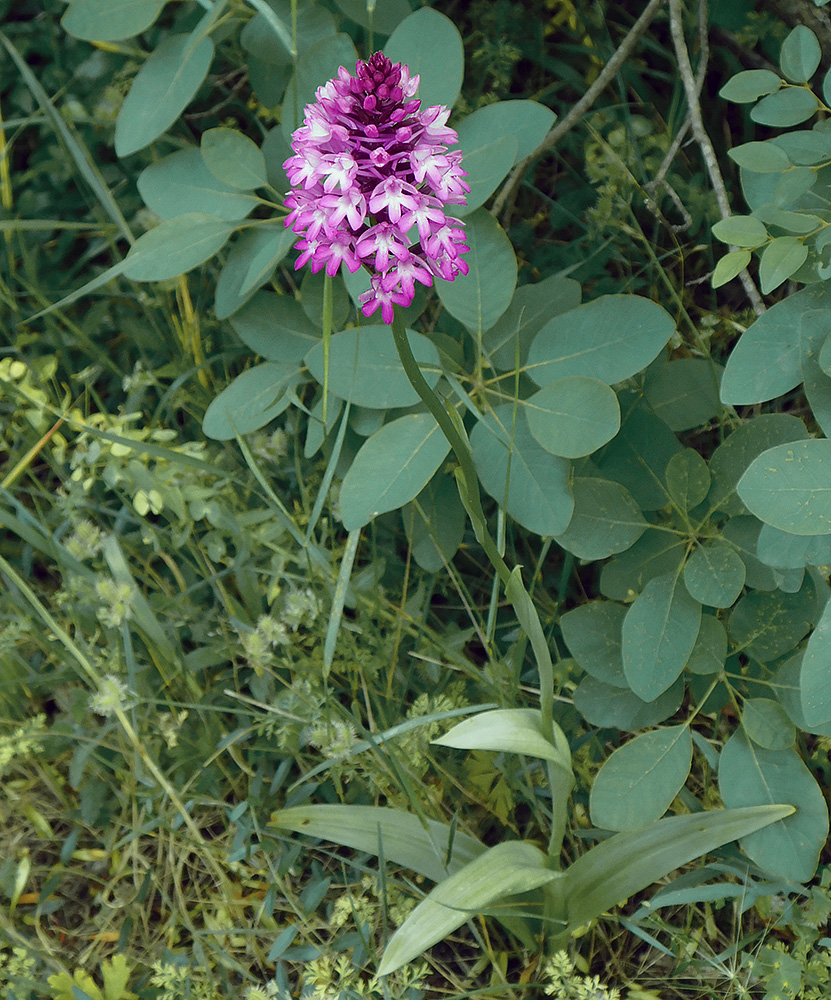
[230,291,320,363]
[574,675,685,730]
[742,699,795,750]
[644,360,722,433]
[739,438,831,534]
[728,586,815,662]
[622,573,702,701]
[728,141,791,173]
[713,250,752,288]
[123,214,234,281]
[201,127,268,191]
[779,26,821,84]
[590,725,692,832]
[115,34,214,157]
[774,654,831,736]
[800,594,831,726]
[383,7,464,110]
[401,472,465,572]
[202,362,299,440]
[483,275,581,371]
[666,449,710,511]
[526,295,675,386]
[304,326,440,408]
[751,88,820,127]
[137,148,259,222]
[758,237,809,294]
[719,728,828,882]
[524,377,619,458]
[686,614,727,675]
[61,0,165,41]
[340,413,451,531]
[470,406,573,537]
[712,215,770,247]
[683,543,746,608]
[599,529,687,602]
[554,477,645,560]
[435,209,517,333]
[560,600,627,687]
[719,69,782,103]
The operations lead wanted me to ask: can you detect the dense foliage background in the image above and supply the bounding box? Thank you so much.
[2,1,831,998]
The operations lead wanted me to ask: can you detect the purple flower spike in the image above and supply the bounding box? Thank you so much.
[283,52,470,324]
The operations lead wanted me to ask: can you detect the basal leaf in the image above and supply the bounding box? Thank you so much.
[433,708,571,768]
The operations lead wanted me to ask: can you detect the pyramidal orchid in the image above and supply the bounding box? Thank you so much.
[283,53,470,324]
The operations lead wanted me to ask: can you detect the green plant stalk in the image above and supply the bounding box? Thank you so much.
[322,273,333,423]
[390,311,569,865]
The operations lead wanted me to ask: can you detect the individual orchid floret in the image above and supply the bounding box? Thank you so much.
[283,51,469,322]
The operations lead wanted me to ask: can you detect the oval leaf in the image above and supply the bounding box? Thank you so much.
[383,7,464,110]
[202,363,299,440]
[780,25,821,84]
[61,0,165,41]
[525,377,620,458]
[589,725,692,832]
[742,698,795,751]
[137,148,259,221]
[719,69,782,103]
[527,295,675,386]
[201,127,268,190]
[554,478,645,561]
[712,215,770,246]
[560,600,628,687]
[123,214,234,281]
[751,88,820,127]
[738,438,831,534]
[340,413,451,530]
[758,236,808,294]
[115,34,214,157]
[683,543,746,608]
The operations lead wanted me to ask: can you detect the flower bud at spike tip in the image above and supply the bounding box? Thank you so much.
[283,52,470,324]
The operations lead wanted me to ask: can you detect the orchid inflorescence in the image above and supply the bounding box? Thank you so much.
[283,52,470,324]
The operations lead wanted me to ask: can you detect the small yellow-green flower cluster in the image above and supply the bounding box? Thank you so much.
[0,715,46,777]
[542,950,622,1000]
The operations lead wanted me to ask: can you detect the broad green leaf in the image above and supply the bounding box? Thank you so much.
[402,473,465,572]
[340,413,451,530]
[573,676,684,730]
[687,614,728,675]
[713,250,752,288]
[383,7,464,111]
[758,237,809,294]
[435,209,517,333]
[524,377,619,458]
[800,593,831,725]
[483,275,581,371]
[242,0,335,65]
[772,128,831,165]
[622,572,702,701]
[757,204,819,235]
[751,88,820,127]
[201,363,300,440]
[300,269,351,330]
[334,0,412,33]
[779,26,821,83]
[683,543,746,609]
[756,522,831,569]
[644,360,722,433]
[712,215,770,246]
[728,585,815,662]
[739,438,831,534]
[281,34,359,140]
[304,327,440,408]
[61,0,165,41]
[774,653,831,736]
[201,127,268,190]
[666,449,710,511]
[554,478,645,561]
[728,141,791,173]
[378,842,558,976]
[433,708,571,768]
[270,804,485,883]
[589,725,692,832]
[560,600,627,687]
[470,406,573,536]
[230,291,320,363]
[453,100,556,166]
[594,397,681,510]
[599,529,687,602]
[216,229,285,319]
[801,309,831,438]
[742,699,795,750]
[526,295,675,386]
[559,805,794,938]
[720,288,827,404]
[719,69,782,103]
[707,414,810,514]
[115,34,214,157]
[123,214,234,281]
[450,133,517,216]
[718,729,827,881]
[722,517,780,591]
[239,226,296,297]
[137,148,259,221]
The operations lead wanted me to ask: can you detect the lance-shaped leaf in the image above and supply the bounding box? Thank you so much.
[557,805,793,939]
[378,841,559,975]
[433,708,571,771]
